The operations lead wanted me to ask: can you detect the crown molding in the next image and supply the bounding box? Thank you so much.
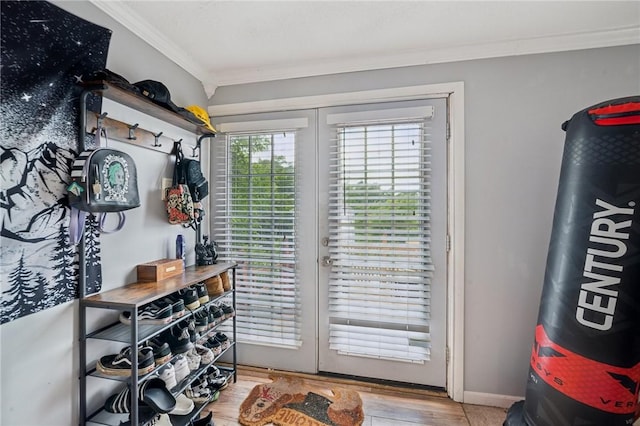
[90,0,639,97]
[208,26,640,88]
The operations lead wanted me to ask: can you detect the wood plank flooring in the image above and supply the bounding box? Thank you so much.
[200,367,507,426]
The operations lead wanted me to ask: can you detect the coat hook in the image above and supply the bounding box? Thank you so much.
[127,123,139,140]
[190,145,199,158]
[152,131,163,147]
[97,112,108,129]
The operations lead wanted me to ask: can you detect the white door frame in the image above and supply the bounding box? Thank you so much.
[209,81,465,402]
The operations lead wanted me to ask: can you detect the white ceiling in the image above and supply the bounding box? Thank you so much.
[91,1,640,97]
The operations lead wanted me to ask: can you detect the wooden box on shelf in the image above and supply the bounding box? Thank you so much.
[136,258,184,282]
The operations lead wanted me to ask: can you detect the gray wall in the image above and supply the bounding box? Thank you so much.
[210,44,640,398]
[1,2,638,424]
[0,2,209,425]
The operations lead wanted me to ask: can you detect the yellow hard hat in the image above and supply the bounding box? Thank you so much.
[186,105,217,133]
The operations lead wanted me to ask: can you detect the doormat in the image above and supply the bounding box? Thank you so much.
[239,375,364,426]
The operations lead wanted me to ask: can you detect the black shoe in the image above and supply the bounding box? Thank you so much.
[97,346,155,376]
[204,336,222,356]
[204,365,228,391]
[162,326,193,355]
[214,332,230,351]
[220,303,235,319]
[119,302,173,325]
[209,305,224,327]
[163,295,186,319]
[177,288,200,310]
[193,282,210,305]
[194,310,209,333]
[178,318,200,343]
[147,337,172,365]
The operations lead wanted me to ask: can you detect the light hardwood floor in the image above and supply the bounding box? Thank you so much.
[201,367,507,426]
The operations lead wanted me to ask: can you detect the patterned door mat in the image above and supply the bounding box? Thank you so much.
[239,375,364,426]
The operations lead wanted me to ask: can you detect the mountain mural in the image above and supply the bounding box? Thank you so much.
[0,1,111,323]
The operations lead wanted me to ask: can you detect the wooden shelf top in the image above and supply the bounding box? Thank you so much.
[81,262,236,309]
[84,81,216,137]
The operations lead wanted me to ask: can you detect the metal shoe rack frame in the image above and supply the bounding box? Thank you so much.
[77,83,235,425]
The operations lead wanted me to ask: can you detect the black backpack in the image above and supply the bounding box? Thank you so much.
[180,158,208,202]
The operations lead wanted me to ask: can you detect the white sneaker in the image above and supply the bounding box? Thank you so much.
[157,362,177,390]
[144,413,173,426]
[169,393,195,416]
[186,349,201,371]
[194,344,214,366]
[171,354,190,384]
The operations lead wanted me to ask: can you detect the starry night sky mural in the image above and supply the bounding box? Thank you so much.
[1,1,112,323]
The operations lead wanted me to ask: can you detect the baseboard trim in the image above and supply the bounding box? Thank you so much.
[463,391,523,409]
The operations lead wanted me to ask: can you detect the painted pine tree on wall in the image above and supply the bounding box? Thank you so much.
[0,1,111,324]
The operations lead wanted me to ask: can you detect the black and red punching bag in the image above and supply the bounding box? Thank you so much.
[506,96,640,426]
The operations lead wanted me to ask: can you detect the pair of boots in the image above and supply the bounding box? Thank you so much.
[204,271,231,297]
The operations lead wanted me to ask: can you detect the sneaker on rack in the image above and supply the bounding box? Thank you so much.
[204,336,222,356]
[209,305,224,327]
[193,283,210,305]
[156,362,177,390]
[194,310,209,333]
[207,306,217,330]
[177,288,200,310]
[162,326,193,355]
[147,338,172,366]
[176,318,200,345]
[220,303,235,319]
[204,365,228,391]
[163,296,186,320]
[97,346,155,376]
[184,375,211,404]
[185,349,201,371]
[119,302,173,325]
[194,344,214,366]
[214,332,230,351]
[171,354,191,384]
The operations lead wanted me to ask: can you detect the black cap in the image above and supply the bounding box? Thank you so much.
[133,80,179,112]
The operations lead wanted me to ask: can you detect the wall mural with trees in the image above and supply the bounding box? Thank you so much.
[0,1,111,323]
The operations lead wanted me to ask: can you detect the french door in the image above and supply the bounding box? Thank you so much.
[317,99,448,387]
[212,98,448,387]
[211,109,318,373]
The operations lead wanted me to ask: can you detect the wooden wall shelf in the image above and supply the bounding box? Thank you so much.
[85,81,215,137]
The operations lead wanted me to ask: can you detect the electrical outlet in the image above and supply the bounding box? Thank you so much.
[161,178,172,200]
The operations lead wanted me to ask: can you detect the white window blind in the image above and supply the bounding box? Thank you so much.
[213,130,301,347]
[327,117,434,363]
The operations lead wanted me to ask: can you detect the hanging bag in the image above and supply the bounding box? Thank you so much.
[165,144,195,225]
[67,126,140,243]
[180,158,208,202]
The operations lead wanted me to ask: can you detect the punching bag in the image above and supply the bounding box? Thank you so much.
[507,96,640,426]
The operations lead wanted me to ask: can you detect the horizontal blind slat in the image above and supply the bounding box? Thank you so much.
[212,131,301,348]
[328,118,434,363]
